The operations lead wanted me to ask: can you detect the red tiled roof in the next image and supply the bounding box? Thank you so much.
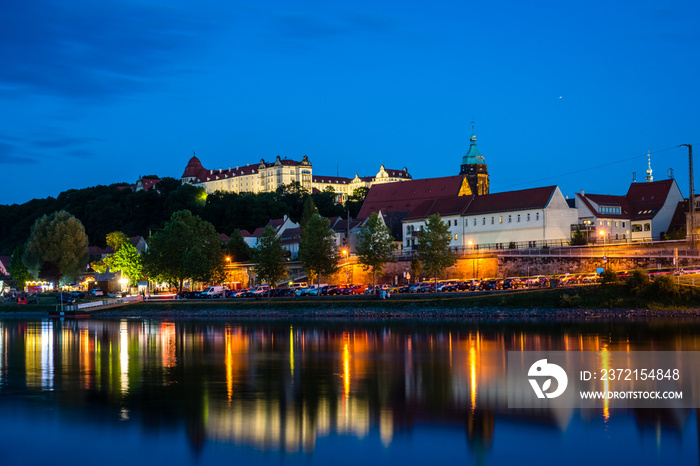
[267,218,284,229]
[312,175,351,184]
[626,179,676,220]
[577,193,631,219]
[279,227,302,245]
[220,233,230,243]
[357,175,466,219]
[182,155,204,178]
[251,227,265,237]
[139,178,161,191]
[464,186,557,215]
[403,196,474,220]
[383,168,411,178]
[239,230,253,237]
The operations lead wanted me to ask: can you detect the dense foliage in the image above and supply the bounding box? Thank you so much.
[23,210,89,284]
[299,213,339,287]
[417,214,456,290]
[355,212,396,286]
[253,226,288,289]
[143,210,223,291]
[0,178,361,255]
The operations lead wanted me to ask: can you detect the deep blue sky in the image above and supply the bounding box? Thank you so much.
[2,0,699,206]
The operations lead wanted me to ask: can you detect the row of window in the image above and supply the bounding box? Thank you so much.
[600,220,626,228]
[631,223,651,232]
[411,212,542,234]
[464,212,539,227]
[598,206,621,215]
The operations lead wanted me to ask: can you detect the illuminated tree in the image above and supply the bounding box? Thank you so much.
[417,214,456,291]
[356,212,396,287]
[299,213,339,289]
[23,210,89,285]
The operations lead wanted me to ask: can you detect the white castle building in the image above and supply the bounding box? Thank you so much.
[181,153,411,201]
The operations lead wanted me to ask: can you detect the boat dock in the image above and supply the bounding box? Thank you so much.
[49,295,143,318]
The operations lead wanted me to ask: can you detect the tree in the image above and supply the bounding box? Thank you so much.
[8,244,31,290]
[106,231,129,252]
[300,196,318,231]
[417,214,456,292]
[143,210,223,291]
[253,226,288,293]
[570,226,587,246]
[345,186,369,219]
[356,212,396,287]
[312,187,345,218]
[410,254,422,283]
[299,213,339,289]
[23,210,89,285]
[105,241,143,285]
[227,229,252,263]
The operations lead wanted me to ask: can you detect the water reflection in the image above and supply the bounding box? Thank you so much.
[0,318,697,464]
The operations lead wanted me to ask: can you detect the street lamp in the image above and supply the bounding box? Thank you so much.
[599,229,607,263]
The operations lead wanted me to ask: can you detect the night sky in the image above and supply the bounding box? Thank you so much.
[2,0,699,206]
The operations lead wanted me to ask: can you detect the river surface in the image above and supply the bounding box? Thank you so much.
[0,317,698,465]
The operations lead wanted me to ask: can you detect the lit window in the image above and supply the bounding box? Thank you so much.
[499,216,503,223]
[454,234,458,240]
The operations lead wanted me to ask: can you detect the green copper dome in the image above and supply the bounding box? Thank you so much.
[461,130,485,165]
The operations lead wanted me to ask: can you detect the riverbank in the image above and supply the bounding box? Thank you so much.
[3,285,700,319]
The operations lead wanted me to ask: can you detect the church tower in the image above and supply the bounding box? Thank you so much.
[459,127,489,195]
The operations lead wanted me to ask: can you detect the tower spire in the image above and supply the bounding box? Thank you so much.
[646,151,653,182]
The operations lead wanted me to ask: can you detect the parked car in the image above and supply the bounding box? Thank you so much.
[482,279,503,291]
[234,288,251,297]
[69,291,86,299]
[271,288,294,297]
[502,277,522,289]
[202,285,228,298]
[525,276,545,287]
[250,285,270,296]
[437,281,458,292]
[177,291,198,299]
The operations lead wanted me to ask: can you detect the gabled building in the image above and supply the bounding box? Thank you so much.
[575,178,683,242]
[245,215,300,250]
[358,175,471,220]
[402,186,577,251]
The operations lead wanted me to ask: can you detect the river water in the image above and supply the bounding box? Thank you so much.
[0,317,698,465]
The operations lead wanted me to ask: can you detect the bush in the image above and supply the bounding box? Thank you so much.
[560,293,581,307]
[599,268,619,285]
[648,275,680,301]
[626,269,650,296]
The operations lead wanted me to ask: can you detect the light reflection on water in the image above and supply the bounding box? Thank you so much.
[0,317,697,465]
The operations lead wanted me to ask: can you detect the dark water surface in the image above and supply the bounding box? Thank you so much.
[0,317,698,465]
